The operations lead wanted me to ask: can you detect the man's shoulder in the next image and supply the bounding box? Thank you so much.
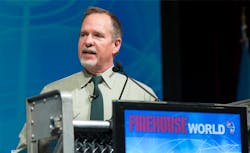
[41,71,84,93]
[114,73,153,91]
[127,77,152,90]
[121,76,158,101]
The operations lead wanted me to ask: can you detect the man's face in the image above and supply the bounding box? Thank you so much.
[78,13,121,74]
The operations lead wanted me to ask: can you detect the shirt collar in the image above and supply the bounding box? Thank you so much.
[81,66,115,89]
[80,69,92,89]
[101,66,115,89]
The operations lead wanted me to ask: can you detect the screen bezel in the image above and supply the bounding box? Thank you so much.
[112,101,249,153]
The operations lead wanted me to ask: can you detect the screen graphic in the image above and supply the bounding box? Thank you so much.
[125,110,242,153]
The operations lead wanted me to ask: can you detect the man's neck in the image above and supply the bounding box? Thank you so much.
[85,64,113,75]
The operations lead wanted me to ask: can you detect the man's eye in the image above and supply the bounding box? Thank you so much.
[94,33,104,38]
[80,33,87,37]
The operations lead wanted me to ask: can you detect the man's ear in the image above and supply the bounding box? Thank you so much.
[113,38,122,55]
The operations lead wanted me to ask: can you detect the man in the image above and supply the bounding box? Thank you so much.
[17,6,157,150]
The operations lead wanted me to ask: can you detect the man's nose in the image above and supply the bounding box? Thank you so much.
[85,35,94,47]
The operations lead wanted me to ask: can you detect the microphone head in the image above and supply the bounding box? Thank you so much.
[112,65,120,72]
[90,94,98,99]
[112,61,123,72]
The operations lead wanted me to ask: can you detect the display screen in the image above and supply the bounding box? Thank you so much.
[125,110,242,153]
[112,101,248,153]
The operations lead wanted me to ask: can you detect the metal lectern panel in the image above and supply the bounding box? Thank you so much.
[26,90,74,153]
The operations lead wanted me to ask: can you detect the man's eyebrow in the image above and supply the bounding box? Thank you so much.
[80,30,87,33]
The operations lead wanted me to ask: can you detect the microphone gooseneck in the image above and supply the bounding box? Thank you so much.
[112,62,159,101]
[113,62,128,100]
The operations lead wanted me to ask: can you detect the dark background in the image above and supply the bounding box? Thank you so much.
[161,1,250,103]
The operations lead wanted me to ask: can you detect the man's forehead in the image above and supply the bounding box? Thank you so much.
[81,13,113,33]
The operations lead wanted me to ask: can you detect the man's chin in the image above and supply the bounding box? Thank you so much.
[80,59,97,68]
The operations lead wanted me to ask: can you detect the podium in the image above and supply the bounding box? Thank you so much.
[25,90,249,153]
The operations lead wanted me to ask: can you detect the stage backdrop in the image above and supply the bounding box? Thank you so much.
[0,1,162,152]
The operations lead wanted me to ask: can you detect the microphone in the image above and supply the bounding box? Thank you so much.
[112,62,159,101]
[82,79,99,99]
[89,94,98,99]
[112,61,122,72]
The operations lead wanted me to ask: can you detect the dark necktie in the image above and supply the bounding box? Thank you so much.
[90,76,104,120]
